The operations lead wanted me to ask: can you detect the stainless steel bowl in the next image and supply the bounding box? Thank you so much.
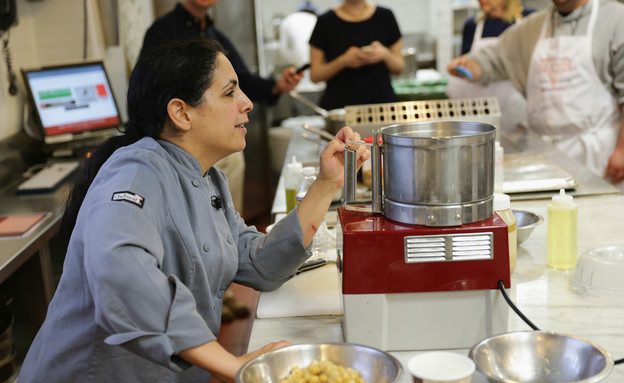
[469,331,613,383]
[236,342,402,383]
[513,209,543,244]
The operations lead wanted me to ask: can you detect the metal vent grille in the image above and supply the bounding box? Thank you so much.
[404,232,494,263]
[345,97,500,127]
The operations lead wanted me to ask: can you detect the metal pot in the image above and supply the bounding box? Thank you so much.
[345,121,496,226]
[289,91,345,135]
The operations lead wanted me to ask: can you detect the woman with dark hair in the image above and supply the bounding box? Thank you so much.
[18,39,369,383]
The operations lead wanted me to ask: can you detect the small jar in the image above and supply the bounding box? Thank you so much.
[494,193,517,273]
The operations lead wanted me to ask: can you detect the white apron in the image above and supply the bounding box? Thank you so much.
[446,19,528,135]
[526,0,621,178]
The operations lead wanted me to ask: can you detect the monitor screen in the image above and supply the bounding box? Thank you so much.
[21,61,122,141]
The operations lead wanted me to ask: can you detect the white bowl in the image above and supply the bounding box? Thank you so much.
[408,352,474,383]
[573,244,624,297]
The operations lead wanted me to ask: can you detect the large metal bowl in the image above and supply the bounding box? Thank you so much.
[513,209,544,244]
[236,342,402,383]
[469,331,613,383]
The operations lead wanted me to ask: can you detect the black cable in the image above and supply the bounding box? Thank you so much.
[2,31,17,96]
[498,280,540,331]
[498,280,624,365]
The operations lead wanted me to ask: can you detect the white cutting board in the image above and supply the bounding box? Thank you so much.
[256,263,344,318]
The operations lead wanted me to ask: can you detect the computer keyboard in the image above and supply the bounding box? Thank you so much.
[17,161,80,194]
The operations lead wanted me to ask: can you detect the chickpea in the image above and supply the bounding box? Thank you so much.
[281,360,365,383]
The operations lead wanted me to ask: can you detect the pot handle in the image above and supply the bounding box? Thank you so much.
[343,132,383,213]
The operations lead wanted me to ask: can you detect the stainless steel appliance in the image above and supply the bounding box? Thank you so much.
[337,117,511,352]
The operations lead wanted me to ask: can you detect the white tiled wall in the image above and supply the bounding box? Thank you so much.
[0,0,105,140]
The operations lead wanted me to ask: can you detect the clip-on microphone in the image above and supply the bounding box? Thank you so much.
[211,195,222,209]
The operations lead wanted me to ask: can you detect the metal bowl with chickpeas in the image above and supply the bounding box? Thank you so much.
[235,342,402,383]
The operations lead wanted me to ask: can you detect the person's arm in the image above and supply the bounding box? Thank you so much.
[178,340,291,382]
[605,104,624,183]
[297,127,369,247]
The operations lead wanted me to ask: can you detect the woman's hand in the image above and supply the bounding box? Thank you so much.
[317,126,370,192]
[297,126,370,247]
[360,41,388,65]
[178,340,292,383]
[340,46,368,69]
[362,40,405,75]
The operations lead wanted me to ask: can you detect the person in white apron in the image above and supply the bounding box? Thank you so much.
[446,4,529,137]
[526,0,622,184]
[447,0,624,188]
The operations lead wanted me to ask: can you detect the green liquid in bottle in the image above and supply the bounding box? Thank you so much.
[286,188,297,213]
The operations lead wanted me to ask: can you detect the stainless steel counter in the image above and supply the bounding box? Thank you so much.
[0,177,71,304]
[253,193,624,382]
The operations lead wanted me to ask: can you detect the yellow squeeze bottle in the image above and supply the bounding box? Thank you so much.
[547,189,578,269]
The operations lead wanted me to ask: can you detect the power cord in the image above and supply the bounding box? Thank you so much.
[1,31,17,96]
[497,280,540,331]
[497,280,624,365]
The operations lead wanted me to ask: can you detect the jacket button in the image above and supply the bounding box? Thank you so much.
[203,243,209,252]
[192,179,200,187]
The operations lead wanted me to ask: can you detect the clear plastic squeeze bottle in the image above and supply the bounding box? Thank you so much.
[284,156,302,213]
[547,189,578,269]
[295,166,316,206]
[493,193,517,273]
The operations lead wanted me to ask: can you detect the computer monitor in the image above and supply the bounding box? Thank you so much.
[21,61,122,148]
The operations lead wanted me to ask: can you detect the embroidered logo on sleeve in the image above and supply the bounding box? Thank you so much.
[111,191,145,208]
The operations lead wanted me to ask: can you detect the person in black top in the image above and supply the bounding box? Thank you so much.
[140,1,302,105]
[309,0,404,110]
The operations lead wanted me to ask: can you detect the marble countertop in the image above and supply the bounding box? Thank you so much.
[251,193,624,382]
[258,123,624,382]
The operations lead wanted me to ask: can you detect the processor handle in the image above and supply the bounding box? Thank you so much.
[343,131,383,213]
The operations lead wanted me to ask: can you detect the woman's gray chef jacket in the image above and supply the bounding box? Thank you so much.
[18,137,310,382]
